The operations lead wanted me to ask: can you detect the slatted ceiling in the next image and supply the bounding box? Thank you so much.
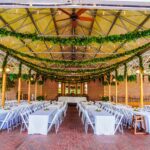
[0,8,149,77]
[94,17,112,35]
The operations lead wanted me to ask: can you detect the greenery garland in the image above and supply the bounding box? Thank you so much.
[138,55,144,71]
[18,62,22,77]
[0,28,150,46]
[127,75,137,82]
[116,75,124,82]
[2,53,9,70]
[0,42,149,71]
[0,42,149,67]
[9,73,18,81]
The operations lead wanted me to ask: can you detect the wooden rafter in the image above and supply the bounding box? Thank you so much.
[50,8,65,59]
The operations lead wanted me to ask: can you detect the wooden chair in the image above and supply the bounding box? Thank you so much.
[132,114,146,134]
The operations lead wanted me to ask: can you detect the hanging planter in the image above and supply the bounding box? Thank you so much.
[21,74,29,81]
[127,75,137,82]
[9,73,18,81]
[38,80,44,85]
[116,75,124,82]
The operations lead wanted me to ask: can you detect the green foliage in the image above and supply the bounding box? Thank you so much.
[127,75,137,82]
[9,73,18,81]
[21,74,29,81]
[38,80,44,85]
[116,75,124,82]
[0,76,15,91]
[101,96,109,102]
[0,28,150,46]
[36,96,45,101]
[30,80,36,84]
[0,42,149,67]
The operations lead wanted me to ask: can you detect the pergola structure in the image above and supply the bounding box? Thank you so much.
[0,1,149,107]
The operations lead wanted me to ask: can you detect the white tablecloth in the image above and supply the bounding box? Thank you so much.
[48,103,63,110]
[28,108,56,135]
[89,109,115,135]
[58,96,87,103]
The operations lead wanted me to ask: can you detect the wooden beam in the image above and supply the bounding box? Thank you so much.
[50,9,64,59]
[83,9,97,58]
[35,81,37,100]
[17,77,21,104]
[108,83,111,101]
[115,80,118,104]
[140,70,144,108]
[125,74,128,105]
[28,79,31,104]
[1,67,6,108]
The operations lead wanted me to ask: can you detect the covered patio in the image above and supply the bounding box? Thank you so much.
[0,0,150,150]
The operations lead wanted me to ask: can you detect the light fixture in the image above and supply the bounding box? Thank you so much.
[113,78,116,82]
[136,69,140,74]
[6,68,10,72]
[29,2,32,7]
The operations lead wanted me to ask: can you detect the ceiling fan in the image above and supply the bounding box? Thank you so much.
[56,9,94,28]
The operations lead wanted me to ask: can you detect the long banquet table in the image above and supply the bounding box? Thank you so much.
[81,102,115,135]
[58,96,87,103]
[28,107,57,135]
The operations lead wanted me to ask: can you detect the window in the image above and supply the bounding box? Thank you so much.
[58,82,62,94]
[84,82,88,94]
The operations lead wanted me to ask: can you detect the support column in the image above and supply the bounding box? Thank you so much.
[1,68,7,108]
[17,77,21,104]
[34,81,37,100]
[115,80,118,104]
[68,83,70,95]
[75,83,77,95]
[125,74,128,105]
[40,85,43,96]
[28,79,31,104]
[108,83,111,101]
[80,83,83,95]
[62,83,65,96]
[140,70,144,108]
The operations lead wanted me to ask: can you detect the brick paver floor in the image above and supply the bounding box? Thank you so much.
[0,106,150,150]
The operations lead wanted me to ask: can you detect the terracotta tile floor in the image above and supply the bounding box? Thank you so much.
[0,106,150,150]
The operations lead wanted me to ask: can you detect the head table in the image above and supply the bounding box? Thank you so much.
[58,96,87,103]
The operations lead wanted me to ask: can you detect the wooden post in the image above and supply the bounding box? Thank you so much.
[115,80,118,104]
[35,81,37,100]
[1,68,6,108]
[80,83,83,95]
[75,83,77,95]
[28,79,31,104]
[140,70,144,108]
[68,83,70,95]
[40,84,43,96]
[17,77,21,104]
[108,83,111,101]
[125,74,128,105]
[62,83,65,96]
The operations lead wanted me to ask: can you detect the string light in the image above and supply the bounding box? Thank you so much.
[102,11,105,15]
[123,11,126,15]
[6,68,10,72]
[37,10,39,14]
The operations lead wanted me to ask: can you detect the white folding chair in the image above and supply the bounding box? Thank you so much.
[48,110,60,134]
[84,110,95,134]
[20,111,29,132]
[114,111,124,134]
[0,111,14,132]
